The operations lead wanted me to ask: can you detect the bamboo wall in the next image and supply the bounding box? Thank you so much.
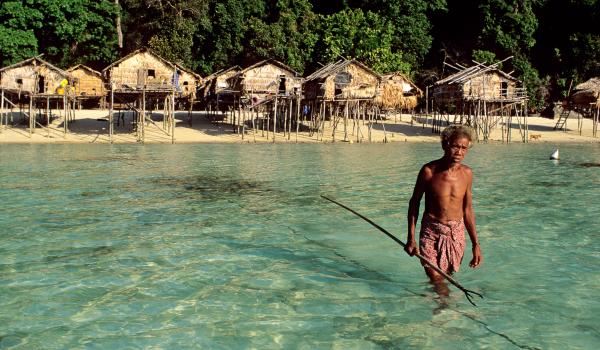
[235,63,302,95]
[178,70,199,98]
[462,73,516,100]
[307,63,379,101]
[376,74,421,110]
[69,67,105,96]
[434,72,519,104]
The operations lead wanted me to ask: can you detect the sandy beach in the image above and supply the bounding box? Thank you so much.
[0,109,597,144]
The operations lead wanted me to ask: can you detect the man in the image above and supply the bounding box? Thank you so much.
[405,125,483,295]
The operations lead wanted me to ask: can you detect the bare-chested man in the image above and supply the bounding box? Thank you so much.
[405,125,483,295]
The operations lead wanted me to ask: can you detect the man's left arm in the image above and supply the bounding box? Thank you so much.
[463,168,482,268]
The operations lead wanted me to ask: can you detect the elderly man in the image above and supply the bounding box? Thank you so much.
[405,125,483,295]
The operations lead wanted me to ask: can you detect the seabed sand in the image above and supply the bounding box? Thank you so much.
[0,109,597,144]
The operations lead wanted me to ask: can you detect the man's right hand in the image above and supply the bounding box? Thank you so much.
[404,240,418,256]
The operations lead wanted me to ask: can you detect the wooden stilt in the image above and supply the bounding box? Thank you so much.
[109,85,114,143]
[273,95,278,142]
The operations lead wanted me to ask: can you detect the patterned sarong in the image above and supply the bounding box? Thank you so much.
[419,215,466,273]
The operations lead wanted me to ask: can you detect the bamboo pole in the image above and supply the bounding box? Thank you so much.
[109,85,114,143]
[141,88,146,143]
[273,95,278,142]
[171,91,175,144]
[344,99,349,141]
[63,94,67,136]
[29,95,33,136]
[46,96,50,138]
[0,89,4,132]
[295,97,300,143]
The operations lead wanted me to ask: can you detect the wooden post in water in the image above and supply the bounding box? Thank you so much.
[295,96,300,143]
[171,91,175,144]
[109,85,114,143]
[0,89,4,132]
[273,95,278,142]
[46,96,50,138]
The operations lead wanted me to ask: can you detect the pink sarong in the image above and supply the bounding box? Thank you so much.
[419,215,465,273]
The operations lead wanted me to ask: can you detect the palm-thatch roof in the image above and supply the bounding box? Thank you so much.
[67,64,102,77]
[0,56,73,94]
[102,47,176,74]
[571,77,600,108]
[0,56,71,77]
[238,58,301,77]
[305,59,379,82]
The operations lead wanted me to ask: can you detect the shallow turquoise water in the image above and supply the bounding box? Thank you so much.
[0,143,599,349]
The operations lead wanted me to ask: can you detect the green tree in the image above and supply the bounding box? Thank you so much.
[533,0,600,99]
[315,8,410,74]
[244,0,318,74]
[0,1,43,65]
[122,0,208,69]
[0,0,119,68]
[478,0,545,108]
[354,0,447,70]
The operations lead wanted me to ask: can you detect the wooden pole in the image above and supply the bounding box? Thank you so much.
[273,95,278,142]
[171,91,176,144]
[46,96,50,138]
[109,85,114,143]
[295,97,300,143]
[63,94,67,136]
[344,99,349,141]
[0,89,4,132]
[29,95,34,136]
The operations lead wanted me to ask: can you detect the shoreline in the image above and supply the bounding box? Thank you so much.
[0,110,598,144]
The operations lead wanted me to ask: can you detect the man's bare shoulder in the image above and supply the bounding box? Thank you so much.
[460,164,473,176]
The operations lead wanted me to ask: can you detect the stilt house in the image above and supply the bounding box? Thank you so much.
[570,77,599,110]
[67,64,106,107]
[432,63,527,108]
[197,65,241,108]
[228,59,303,102]
[0,56,73,96]
[376,72,422,111]
[174,64,202,100]
[303,59,381,102]
[102,48,178,96]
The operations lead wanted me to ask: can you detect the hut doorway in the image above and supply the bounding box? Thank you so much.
[501,82,508,97]
[38,76,46,93]
[278,75,286,94]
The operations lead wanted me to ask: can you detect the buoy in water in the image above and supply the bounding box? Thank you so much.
[549,148,559,160]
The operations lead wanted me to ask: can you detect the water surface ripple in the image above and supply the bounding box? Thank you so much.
[1,143,598,349]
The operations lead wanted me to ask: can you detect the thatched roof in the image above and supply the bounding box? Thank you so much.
[305,59,380,82]
[0,56,71,77]
[67,64,102,77]
[574,77,600,92]
[175,64,202,80]
[102,47,176,73]
[202,65,241,83]
[238,59,301,77]
[571,77,600,106]
[381,71,422,95]
[435,64,518,86]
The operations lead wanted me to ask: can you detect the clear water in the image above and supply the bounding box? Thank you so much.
[0,143,599,349]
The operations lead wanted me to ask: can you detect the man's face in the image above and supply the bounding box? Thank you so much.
[444,137,470,163]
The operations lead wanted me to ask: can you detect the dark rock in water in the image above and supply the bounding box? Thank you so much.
[530,181,570,188]
[579,162,600,168]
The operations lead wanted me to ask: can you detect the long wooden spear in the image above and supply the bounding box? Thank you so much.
[321,195,483,306]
